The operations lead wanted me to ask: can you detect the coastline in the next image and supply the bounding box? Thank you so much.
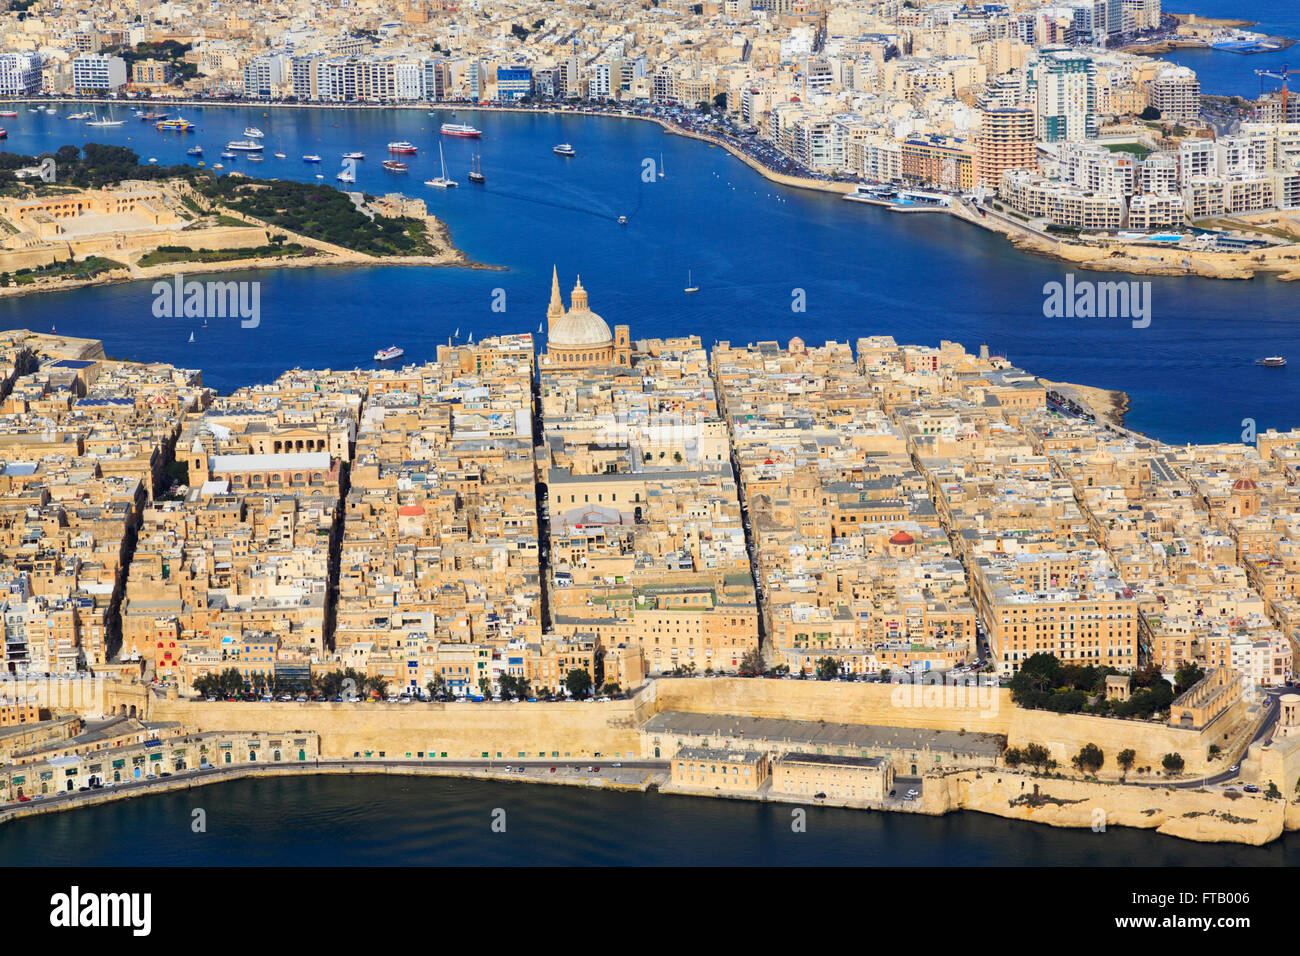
[4,98,1297,282]
[2,756,1287,847]
[1039,378,1130,427]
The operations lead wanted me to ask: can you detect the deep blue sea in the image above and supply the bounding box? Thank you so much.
[0,97,1295,444]
[1159,1,1300,97]
[0,774,1295,866]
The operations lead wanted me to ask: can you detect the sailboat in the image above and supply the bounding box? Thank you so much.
[468,152,485,184]
[658,152,665,178]
[87,105,124,127]
[188,332,195,343]
[425,142,458,188]
[684,270,699,294]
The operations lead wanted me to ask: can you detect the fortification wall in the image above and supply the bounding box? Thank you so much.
[149,697,642,760]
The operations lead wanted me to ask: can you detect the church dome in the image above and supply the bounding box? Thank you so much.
[549,276,613,348]
[550,308,613,347]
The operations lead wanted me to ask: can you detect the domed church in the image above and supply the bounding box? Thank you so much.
[542,266,631,369]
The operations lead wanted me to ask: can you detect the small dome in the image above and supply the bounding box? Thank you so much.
[889,530,915,545]
[398,505,425,516]
[1232,478,1257,491]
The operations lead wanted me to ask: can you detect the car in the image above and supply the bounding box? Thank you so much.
[1244,784,1260,793]
[504,765,513,772]
[549,767,556,773]
[906,789,919,798]
[592,766,600,772]
[278,695,292,702]
[515,767,525,773]
[78,786,90,792]
[295,695,307,703]
[1230,764,1240,773]
[612,762,622,768]
[160,772,172,778]
[16,795,29,802]
[889,789,896,797]
[813,792,826,800]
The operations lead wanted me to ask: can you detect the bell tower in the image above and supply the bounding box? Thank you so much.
[546,264,565,335]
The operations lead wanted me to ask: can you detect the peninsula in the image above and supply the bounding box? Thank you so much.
[0,274,1297,846]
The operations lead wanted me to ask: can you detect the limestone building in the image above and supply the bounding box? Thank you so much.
[542,268,631,369]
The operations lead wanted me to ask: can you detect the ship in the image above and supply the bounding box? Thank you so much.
[468,152,485,184]
[343,151,365,160]
[225,139,264,152]
[440,123,482,138]
[374,346,404,361]
[0,111,17,118]
[301,154,322,163]
[553,143,576,157]
[0,128,6,139]
[243,127,264,138]
[1258,356,1287,367]
[382,159,409,172]
[387,141,418,153]
[157,116,194,132]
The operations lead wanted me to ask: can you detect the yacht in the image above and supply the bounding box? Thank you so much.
[66,111,93,120]
[424,143,457,188]
[440,123,481,138]
[0,128,6,139]
[337,167,356,183]
[226,139,264,152]
[87,108,124,127]
[186,146,203,156]
[343,151,365,160]
[553,143,576,157]
[220,151,237,159]
[684,270,699,294]
[374,346,404,362]
[243,127,264,138]
[1258,356,1287,367]
[302,154,322,163]
[387,141,418,154]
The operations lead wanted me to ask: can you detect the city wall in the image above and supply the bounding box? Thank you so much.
[149,697,642,759]
[929,769,1284,846]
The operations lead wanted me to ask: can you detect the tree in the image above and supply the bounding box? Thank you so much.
[601,682,621,697]
[1266,781,1281,799]
[1208,744,1221,761]
[498,674,517,700]
[1161,752,1185,776]
[1072,743,1104,774]
[1117,749,1136,776]
[1140,105,1161,120]
[815,656,840,681]
[478,677,492,699]
[515,677,532,700]
[1024,742,1052,771]
[739,647,766,676]
[565,668,593,699]
[1174,662,1205,696]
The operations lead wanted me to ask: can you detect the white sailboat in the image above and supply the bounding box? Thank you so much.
[658,152,665,178]
[87,105,124,127]
[424,142,458,188]
[188,332,195,343]
[684,270,699,294]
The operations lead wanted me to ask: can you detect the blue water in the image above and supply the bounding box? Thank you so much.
[0,101,1295,443]
[1160,0,1300,96]
[0,774,1295,865]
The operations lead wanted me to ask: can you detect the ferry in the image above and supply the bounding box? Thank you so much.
[243,127,264,138]
[382,159,409,172]
[0,111,17,118]
[374,346,404,361]
[440,123,481,138]
[225,140,264,152]
[343,151,365,160]
[387,141,418,154]
[553,143,576,157]
[157,116,194,132]
[302,154,322,163]
[1258,356,1287,367]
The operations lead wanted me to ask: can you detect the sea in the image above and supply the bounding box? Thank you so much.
[0,96,1295,445]
[1,1,1299,864]
[0,774,1297,866]
[1158,1,1300,98]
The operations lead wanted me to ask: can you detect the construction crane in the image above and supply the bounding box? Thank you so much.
[1255,63,1300,114]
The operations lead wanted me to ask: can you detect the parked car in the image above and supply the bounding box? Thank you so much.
[549,767,556,773]
[1244,784,1260,793]
[813,792,826,799]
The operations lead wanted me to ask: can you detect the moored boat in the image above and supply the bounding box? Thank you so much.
[1258,356,1287,367]
[387,141,418,153]
[440,123,481,138]
[553,143,576,157]
[382,159,409,172]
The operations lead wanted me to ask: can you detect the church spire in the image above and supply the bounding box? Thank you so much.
[547,265,565,332]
